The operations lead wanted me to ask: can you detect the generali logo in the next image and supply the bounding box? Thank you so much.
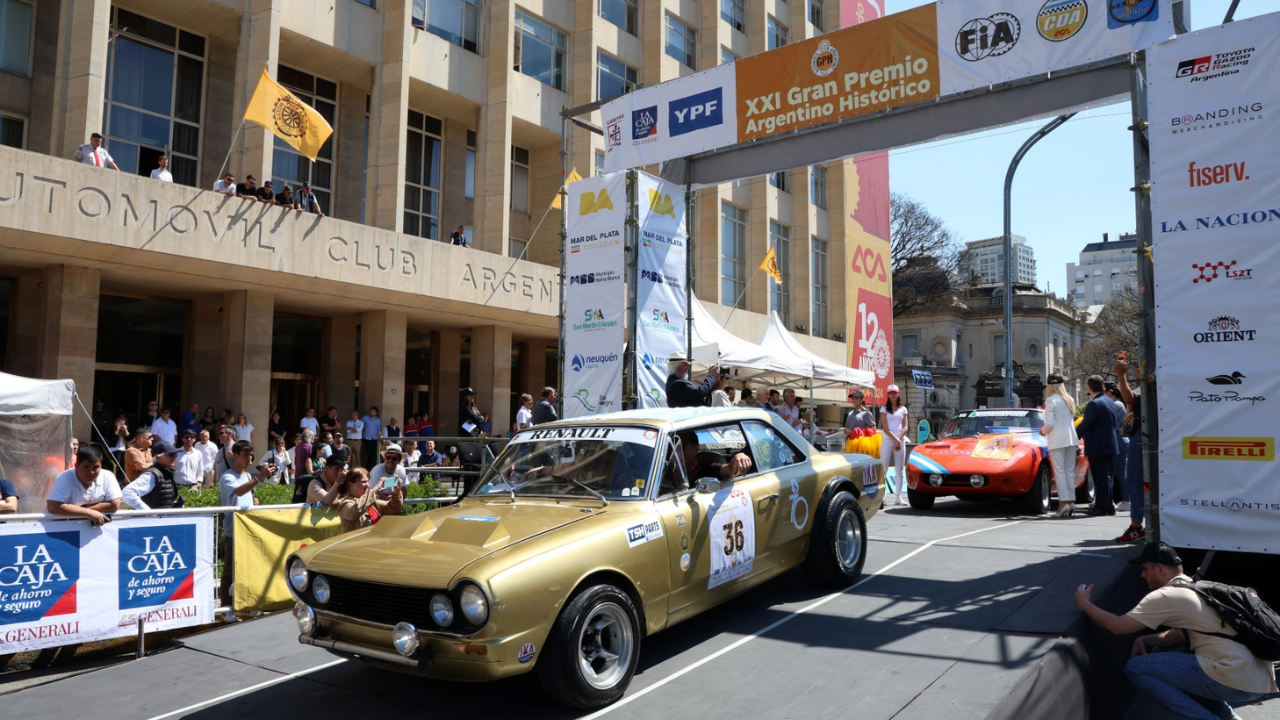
[1182,437,1274,462]
[1188,160,1249,188]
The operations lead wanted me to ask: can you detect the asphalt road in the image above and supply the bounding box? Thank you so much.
[4,499,1278,720]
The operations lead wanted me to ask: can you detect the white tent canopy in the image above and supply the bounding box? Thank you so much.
[758,312,876,389]
[0,372,74,415]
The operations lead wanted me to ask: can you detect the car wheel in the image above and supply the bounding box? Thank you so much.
[906,487,935,510]
[803,490,868,587]
[1075,469,1096,504]
[1022,463,1051,515]
[537,584,640,709]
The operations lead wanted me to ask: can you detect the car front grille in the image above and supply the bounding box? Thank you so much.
[320,576,435,629]
[927,474,985,488]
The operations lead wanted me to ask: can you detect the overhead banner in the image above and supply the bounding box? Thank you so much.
[0,517,215,653]
[634,172,689,409]
[1148,12,1280,553]
[564,172,627,418]
[601,0,1173,173]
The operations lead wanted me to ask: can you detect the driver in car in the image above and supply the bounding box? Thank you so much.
[678,431,753,482]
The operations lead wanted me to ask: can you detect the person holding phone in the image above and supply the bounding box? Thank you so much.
[370,443,409,495]
[332,467,403,533]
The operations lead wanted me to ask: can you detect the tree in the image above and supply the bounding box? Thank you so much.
[889,192,966,317]
[1063,288,1140,383]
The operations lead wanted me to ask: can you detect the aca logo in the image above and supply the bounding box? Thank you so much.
[0,532,80,625]
[1037,0,1087,42]
[956,13,1020,61]
[632,106,658,140]
[119,526,195,609]
[647,189,676,218]
[851,244,888,282]
[579,189,615,215]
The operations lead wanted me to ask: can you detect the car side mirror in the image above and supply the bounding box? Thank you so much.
[696,479,721,494]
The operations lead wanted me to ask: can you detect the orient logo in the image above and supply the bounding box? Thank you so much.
[1192,261,1252,284]
[1037,0,1087,43]
[851,245,888,282]
[1171,103,1264,135]
[956,13,1020,62]
[1175,47,1255,83]
[1193,315,1255,344]
[1182,437,1274,462]
[1188,160,1249,188]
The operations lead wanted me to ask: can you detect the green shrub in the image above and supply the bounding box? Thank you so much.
[178,474,447,512]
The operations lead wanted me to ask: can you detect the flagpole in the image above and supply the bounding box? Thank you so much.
[724,268,765,325]
[215,119,247,187]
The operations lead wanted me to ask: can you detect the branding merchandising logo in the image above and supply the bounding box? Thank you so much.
[956,13,1020,62]
[1175,48,1255,83]
[810,39,839,77]
[1192,260,1252,284]
[118,527,196,609]
[1107,0,1158,28]
[632,106,658,141]
[1193,316,1255,343]
[1188,160,1249,188]
[668,88,723,138]
[1182,436,1274,462]
[1191,371,1265,406]
[640,269,684,291]
[641,307,681,333]
[568,269,621,285]
[1037,0,1087,43]
[570,352,621,373]
[1159,208,1280,234]
[572,308,619,333]
[1170,103,1263,134]
[0,532,80,626]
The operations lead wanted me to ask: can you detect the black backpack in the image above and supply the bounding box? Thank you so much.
[1174,578,1280,661]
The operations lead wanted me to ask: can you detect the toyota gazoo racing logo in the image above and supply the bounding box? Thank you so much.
[570,352,620,372]
[1193,315,1256,344]
[1170,102,1263,135]
[1107,0,1158,27]
[1192,260,1252,284]
[1175,48,1254,83]
[956,13,1020,61]
[1037,0,1087,43]
[810,39,839,77]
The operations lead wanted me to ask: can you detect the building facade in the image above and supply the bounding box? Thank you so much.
[0,0,858,445]
[960,235,1037,286]
[1065,232,1138,308]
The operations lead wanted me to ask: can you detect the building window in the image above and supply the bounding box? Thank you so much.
[404,110,443,240]
[721,202,746,309]
[514,11,566,90]
[994,335,1006,364]
[465,129,476,199]
[103,8,205,186]
[511,145,530,213]
[810,166,827,208]
[0,0,32,76]
[270,66,336,213]
[720,46,738,65]
[811,237,828,339]
[0,113,24,148]
[414,0,481,52]
[509,237,527,259]
[721,0,745,32]
[595,150,605,175]
[599,0,638,35]
[902,334,919,359]
[808,0,823,30]
[1028,342,1039,358]
[767,16,788,49]
[665,15,697,68]
[769,221,791,325]
[597,52,636,101]
[768,171,789,193]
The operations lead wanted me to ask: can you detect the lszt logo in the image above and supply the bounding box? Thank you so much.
[647,189,676,218]
[1037,0,1087,43]
[632,106,658,140]
[1192,261,1252,284]
[956,13,1020,61]
[669,88,723,137]
[578,189,615,215]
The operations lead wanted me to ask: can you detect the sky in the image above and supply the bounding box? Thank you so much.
[885,0,1268,299]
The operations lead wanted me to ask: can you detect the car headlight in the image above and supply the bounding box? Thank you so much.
[392,622,419,657]
[312,575,331,605]
[295,602,316,636]
[929,473,943,487]
[969,474,985,487]
[430,593,454,627]
[459,584,489,626]
[287,557,309,592]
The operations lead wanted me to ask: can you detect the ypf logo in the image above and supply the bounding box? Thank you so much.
[668,88,723,137]
[1037,0,1087,42]
[851,245,888,282]
[956,13,1020,61]
[810,39,839,77]
[578,188,615,215]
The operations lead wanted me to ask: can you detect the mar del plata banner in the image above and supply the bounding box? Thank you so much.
[634,172,689,409]
[563,172,626,418]
[0,517,215,652]
[1147,12,1280,553]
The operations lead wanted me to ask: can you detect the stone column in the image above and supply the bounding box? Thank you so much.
[230,0,282,183]
[324,317,358,415]
[188,297,225,416]
[39,265,99,440]
[471,326,512,436]
[9,275,44,379]
[432,330,463,431]
[365,0,412,231]
[221,290,274,449]
[518,341,548,399]
[359,310,407,431]
[473,0,514,254]
[50,0,111,157]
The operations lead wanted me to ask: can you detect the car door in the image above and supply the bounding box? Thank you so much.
[740,419,814,566]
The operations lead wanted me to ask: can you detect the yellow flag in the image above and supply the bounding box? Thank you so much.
[760,246,782,284]
[243,68,334,161]
[550,167,583,210]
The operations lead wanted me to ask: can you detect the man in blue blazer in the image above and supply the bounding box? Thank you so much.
[1077,375,1120,515]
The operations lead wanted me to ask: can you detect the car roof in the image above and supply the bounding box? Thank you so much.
[540,406,776,432]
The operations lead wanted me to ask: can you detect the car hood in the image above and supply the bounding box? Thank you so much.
[910,432,1043,471]
[299,501,599,588]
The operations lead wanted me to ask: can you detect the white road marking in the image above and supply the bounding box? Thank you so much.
[144,658,348,719]
[582,520,1025,720]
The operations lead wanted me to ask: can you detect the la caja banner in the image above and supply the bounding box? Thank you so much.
[0,517,215,652]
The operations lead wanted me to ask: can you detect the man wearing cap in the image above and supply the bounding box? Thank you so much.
[844,390,874,437]
[460,388,484,436]
[666,353,719,408]
[532,387,558,425]
[296,182,325,216]
[1076,543,1276,718]
[123,440,183,510]
[275,184,296,207]
[371,444,409,493]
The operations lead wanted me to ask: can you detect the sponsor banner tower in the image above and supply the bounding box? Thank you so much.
[634,172,689,408]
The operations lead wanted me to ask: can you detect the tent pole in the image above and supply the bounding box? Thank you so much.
[684,162,694,361]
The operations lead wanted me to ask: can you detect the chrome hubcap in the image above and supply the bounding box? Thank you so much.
[577,602,633,690]
[836,509,862,568]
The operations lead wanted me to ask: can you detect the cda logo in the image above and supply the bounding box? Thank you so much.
[1037,0,1087,43]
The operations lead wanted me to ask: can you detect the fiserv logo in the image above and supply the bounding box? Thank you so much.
[1182,437,1274,462]
[668,88,723,137]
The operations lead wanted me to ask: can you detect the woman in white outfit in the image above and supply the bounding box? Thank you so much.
[1039,373,1079,517]
[879,385,909,505]
[710,373,732,407]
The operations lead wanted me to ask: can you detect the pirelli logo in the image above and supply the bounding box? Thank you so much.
[1182,437,1275,461]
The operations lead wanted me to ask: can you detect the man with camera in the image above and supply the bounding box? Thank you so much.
[666,353,719,408]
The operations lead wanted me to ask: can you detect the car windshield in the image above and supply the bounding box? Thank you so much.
[472,426,659,501]
[940,409,1044,438]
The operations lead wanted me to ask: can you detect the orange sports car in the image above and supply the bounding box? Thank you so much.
[905,408,1092,514]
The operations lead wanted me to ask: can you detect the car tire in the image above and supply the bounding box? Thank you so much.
[906,487,935,510]
[537,584,641,710]
[1022,463,1051,515]
[1075,468,1096,504]
[803,491,868,587]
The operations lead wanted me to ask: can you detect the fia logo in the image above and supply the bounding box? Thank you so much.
[579,189,615,215]
[956,13,1020,61]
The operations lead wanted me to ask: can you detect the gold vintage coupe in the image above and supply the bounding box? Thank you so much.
[286,407,883,708]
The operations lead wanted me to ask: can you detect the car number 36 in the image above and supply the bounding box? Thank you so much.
[722,520,745,555]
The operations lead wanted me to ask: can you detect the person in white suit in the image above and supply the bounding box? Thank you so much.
[1040,373,1079,517]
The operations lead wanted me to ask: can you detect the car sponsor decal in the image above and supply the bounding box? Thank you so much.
[679,532,690,551]
[676,514,687,527]
[908,453,949,475]
[518,643,536,663]
[457,516,499,522]
[861,466,880,499]
[788,478,809,531]
[680,553,691,571]
[509,426,660,447]
[971,434,1015,460]
[968,409,1031,417]
[625,518,664,548]
[707,487,754,589]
